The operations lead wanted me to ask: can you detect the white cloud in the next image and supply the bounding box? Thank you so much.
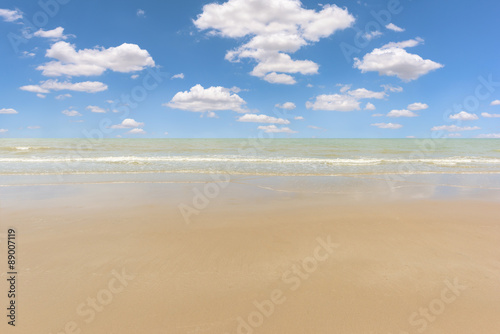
[37,94,46,98]
[490,100,500,106]
[165,84,246,113]
[449,111,478,121]
[364,102,376,110]
[306,83,314,88]
[137,9,145,17]
[482,112,500,118]
[127,128,146,134]
[431,125,480,132]
[407,102,428,110]
[171,73,184,79]
[371,122,403,129]
[354,38,443,81]
[0,108,18,114]
[37,42,155,77]
[237,114,290,124]
[381,37,424,49]
[204,111,219,118]
[131,74,139,79]
[387,109,418,117]
[386,23,404,32]
[0,129,8,133]
[0,8,22,22]
[263,72,297,85]
[86,105,106,113]
[55,93,72,100]
[27,126,41,130]
[306,94,360,111]
[111,119,144,129]
[477,133,500,138]
[348,88,386,99]
[372,113,383,117]
[363,30,382,41]
[195,0,354,84]
[294,116,304,120]
[381,84,403,93]
[257,125,297,133]
[448,133,462,138]
[308,125,325,131]
[22,51,35,57]
[62,109,81,117]
[275,102,296,110]
[20,79,108,94]
[34,27,71,40]
[337,84,351,93]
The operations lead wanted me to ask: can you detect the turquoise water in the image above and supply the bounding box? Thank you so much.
[0,139,499,176]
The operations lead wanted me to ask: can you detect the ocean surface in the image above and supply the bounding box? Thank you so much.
[0,138,499,176]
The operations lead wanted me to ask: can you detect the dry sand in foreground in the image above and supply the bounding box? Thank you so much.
[1,181,500,334]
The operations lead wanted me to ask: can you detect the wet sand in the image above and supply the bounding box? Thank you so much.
[1,174,500,333]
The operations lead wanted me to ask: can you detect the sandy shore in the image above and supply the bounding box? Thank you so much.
[1,174,500,333]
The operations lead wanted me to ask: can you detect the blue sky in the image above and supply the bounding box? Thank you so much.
[0,0,499,138]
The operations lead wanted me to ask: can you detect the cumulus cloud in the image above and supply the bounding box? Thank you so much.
[386,23,404,32]
[204,111,219,118]
[363,31,382,41]
[194,0,354,84]
[372,113,383,117]
[127,128,146,134]
[55,93,72,100]
[165,84,247,113]
[348,88,386,99]
[431,125,480,132]
[62,109,81,117]
[308,125,325,131]
[371,122,403,129]
[137,9,145,17]
[407,102,428,110]
[477,133,500,138]
[171,73,184,79]
[37,41,155,77]
[275,102,296,110]
[449,111,478,121]
[381,84,403,93]
[0,129,8,133]
[0,108,18,114]
[364,102,376,110]
[387,109,418,117]
[34,27,71,40]
[294,116,304,120]
[490,100,500,106]
[481,112,500,118]
[237,114,290,124]
[448,133,462,138]
[306,94,360,112]
[257,125,297,133]
[131,74,139,79]
[111,119,145,129]
[86,105,106,113]
[0,8,22,22]
[20,79,108,94]
[354,38,443,81]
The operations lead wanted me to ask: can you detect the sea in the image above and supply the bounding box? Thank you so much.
[0,138,499,177]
